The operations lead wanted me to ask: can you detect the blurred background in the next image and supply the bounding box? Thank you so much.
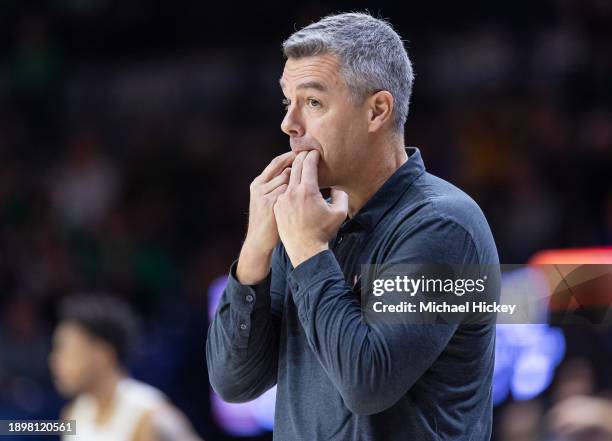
[0,0,611,440]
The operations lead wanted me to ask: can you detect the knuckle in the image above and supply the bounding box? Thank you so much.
[298,186,311,196]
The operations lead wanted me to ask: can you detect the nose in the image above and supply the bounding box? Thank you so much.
[280,105,305,138]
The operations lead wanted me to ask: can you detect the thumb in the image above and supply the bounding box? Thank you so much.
[329,189,349,220]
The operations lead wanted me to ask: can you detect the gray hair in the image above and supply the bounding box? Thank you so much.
[282,12,414,134]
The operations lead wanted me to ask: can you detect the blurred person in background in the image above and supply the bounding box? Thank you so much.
[547,358,612,441]
[47,128,120,232]
[49,295,204,441]
[548,395,612,440]
[497,400,544,441]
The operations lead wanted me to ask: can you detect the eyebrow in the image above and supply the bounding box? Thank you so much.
[279,79,328,93]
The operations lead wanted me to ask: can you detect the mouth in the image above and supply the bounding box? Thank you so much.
[291,146,322,157]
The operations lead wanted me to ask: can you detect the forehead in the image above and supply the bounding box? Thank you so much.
[280,53,343,92]
[54,321,90,345]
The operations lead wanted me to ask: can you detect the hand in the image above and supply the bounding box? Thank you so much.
[237,151,295,284]
[273,150,348,267]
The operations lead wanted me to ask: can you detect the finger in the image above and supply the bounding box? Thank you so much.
[267,183,288,202]
[261,167,290,194]
[329,189,349,218]
[288,151,307,189]
[258,151,296,183]
[300,150,320,190]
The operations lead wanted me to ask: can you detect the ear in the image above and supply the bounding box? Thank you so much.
[367,90,394,133]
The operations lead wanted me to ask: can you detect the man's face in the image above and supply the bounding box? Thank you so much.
[280,54,369,188]
[48,322,102,398]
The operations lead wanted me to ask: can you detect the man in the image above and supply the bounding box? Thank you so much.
[206,12,500,440]
[49,295,204,441]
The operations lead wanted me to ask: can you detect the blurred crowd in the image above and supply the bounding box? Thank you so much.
[0,1,611,440]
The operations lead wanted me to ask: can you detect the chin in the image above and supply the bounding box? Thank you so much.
[54,375,84,397]
[317,163,334,188]
[55,383,77,398]
[317,175,331,189]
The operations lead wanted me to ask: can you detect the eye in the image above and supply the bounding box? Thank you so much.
[307,98,321,108]
[282,98,291,111]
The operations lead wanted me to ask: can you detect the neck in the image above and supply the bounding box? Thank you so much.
[89,368,124,417]
[342,136,408,217]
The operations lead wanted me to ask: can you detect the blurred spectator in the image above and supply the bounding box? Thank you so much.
[548,395,612,440]
[47,129,120,232]
[545,357,612,440]
[497,399,544,441]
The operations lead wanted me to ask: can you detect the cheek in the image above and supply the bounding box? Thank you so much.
[307,105,359,166]
[313,112,346,151]
[53,348,91,386]
[345,108,368,137]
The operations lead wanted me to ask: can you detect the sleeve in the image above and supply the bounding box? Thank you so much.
[286,216,479,415]
[205,244,286,403]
